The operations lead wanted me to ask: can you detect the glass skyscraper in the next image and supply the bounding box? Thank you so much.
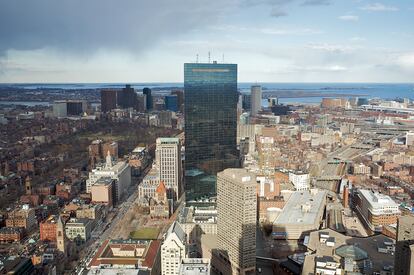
[184,62,240,202]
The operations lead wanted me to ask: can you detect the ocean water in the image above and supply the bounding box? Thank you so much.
[1,83,413,105]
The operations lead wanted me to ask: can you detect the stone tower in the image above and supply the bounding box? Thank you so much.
[56,216,66,255]
[25,176,32,195]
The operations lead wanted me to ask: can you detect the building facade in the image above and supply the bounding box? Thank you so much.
[289,172,310,191]
[156,137,182,201]
[395,215,414,275]
[250,85,262,116]
[161,222,187,275]
[353,189,400,232]
[216,169,256,274]
[184,62,239,202]
[86,152,131,202]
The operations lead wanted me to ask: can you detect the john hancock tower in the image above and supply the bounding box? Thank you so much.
[184,62,240,203]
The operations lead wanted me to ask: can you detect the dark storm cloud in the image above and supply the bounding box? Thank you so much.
[0,0,228,54]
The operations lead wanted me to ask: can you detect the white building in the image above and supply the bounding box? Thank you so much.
[179,258,210,275]
[407,131,414,146]
[86,152,131,202]
[161,221,187,275]
[354,189,400,231]
[250,85,262,116]
[65,218,93,243]
[289,172,310,191]
[156,137,182,201]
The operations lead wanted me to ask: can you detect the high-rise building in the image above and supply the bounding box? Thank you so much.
[172,90,184,112]
[156,138,182,201]
[242,94,251,111]
[143,87,153,110]
[395,215,414,275]
[250,85,262,116]
[118,84,136,109]
[101,89,118,113]
[184,62,239,202]
[165,95,179,112]
[215,168,256,274]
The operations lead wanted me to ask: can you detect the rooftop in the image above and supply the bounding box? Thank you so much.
[359,189,399,208]
[274,189,326,225]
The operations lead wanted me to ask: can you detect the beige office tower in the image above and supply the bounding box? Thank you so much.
[395,215,414,275]
[216,168,256,275]
[156,137,182,202]
[250,85,262,116]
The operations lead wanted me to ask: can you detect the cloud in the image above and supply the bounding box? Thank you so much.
[397,53,414,68]
[302,0,332,6]
[270,8,288,17]
[306,43,361,53]
[338,15,359,21]
[0,0,233,56]
[360,2,399,11]
[350,36,366,42]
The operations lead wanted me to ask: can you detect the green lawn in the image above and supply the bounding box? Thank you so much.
[129,227,160,240]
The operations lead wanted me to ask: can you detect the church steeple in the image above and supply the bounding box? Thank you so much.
[105,150,112,169]
[56,216,66,255]
[25,176,32,195]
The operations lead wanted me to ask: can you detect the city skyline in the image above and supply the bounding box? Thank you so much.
[0,0,413,83]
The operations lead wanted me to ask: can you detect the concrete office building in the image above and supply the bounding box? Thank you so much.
[273,189,327,240]
[156,137,182,201]
[91,177,114,207]
[250,85,262,116]
[353,189,400,232]
[395,215,414,275]
[161,222,187,275]
[215,169,256,274]
[52,100,87,117]
[86,152,131,202]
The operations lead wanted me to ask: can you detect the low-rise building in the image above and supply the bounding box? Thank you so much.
[179,258,210,275]
[65,218,93,243]
[88,239,161,275]
[6,205,37,231]
[178,206,217,248]
[0,227,24,243]
[353,189,400,232]
[40,215,58,242]
[273,189,326,240]
[289,172,310,191]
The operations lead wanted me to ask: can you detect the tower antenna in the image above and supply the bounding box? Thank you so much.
[208,51,211,63]
[196,54,199,63]
[222,53,224,63]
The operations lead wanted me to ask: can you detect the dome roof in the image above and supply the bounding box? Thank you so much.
[335,245,368,261]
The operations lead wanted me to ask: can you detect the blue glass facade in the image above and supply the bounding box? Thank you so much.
[184,63,240,202]
[165,95,178,112]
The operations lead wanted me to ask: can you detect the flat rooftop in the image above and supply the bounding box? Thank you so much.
[359,189,399,208]
[274,190,326,225]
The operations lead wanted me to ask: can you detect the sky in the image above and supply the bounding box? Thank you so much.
[0,0,413,83]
